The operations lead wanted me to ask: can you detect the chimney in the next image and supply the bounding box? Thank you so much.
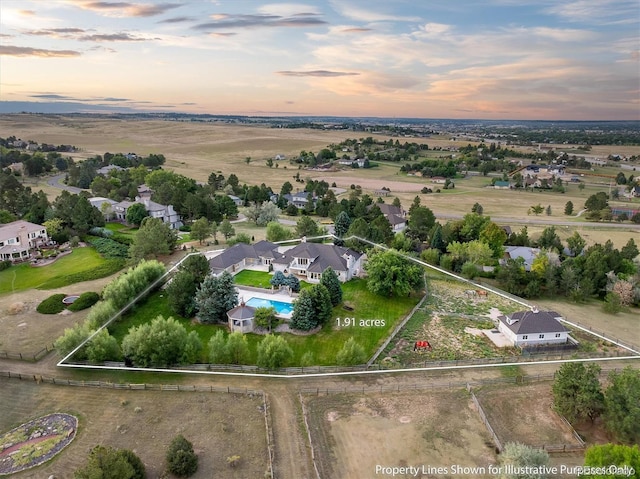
[532,306,539,314]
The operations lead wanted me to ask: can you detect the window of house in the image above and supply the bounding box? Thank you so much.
[555,333,561,338]
[298,258,308,265]
[522,335,528,340]
[539,334,545,339]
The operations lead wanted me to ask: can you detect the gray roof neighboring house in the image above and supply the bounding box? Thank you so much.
[498,310,568,335]
[209,241,279,272]
[504,246,540,271]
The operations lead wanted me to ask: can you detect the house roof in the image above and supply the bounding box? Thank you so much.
[0,244,29,254]
[504,246,540,270]
[227,303,255,320]
[498,310,568,335]
[0,220,45,239]
[273,242,361,273]
[209,241,279,272]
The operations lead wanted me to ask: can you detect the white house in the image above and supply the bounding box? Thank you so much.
[0,220,49,262]
[497,309,570,348]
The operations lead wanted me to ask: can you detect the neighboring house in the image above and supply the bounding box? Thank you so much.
[632,186,640,198]
[502,246,540,271]
[89,197,118,220]
[112,197,183,229]
[228,195,243,206]
[209,241,280,275]
[374,189,390,197]
[97,164,125,175]
[227,301,256,334]
[372,204,407,232]
[137,184,152,199]
[272,241,362,283]
[0,220,49,262]
[338,159,354,166]
[274,154,286,161]
[497,309,570,348]
[431,176,447,184]
[283,192,315,209]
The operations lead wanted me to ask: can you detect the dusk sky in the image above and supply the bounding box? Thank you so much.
[0,0,638,120]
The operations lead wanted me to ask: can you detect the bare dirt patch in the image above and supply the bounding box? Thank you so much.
[303,390,496,479]
[0,379,269,479]
[474,382,583,448]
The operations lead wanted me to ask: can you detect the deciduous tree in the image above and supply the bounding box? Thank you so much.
[256,334,293,368]
[552,363,604,423]
[603,367,640,443]
[336,337,367,366]
[166,435,198,477]
[365,249,424,297]
[498,442,550,479]
[129,217,178,261]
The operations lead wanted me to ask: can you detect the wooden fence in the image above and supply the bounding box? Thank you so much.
[0,371,263,396]
[0,344,54,362]
[468,385,503,452]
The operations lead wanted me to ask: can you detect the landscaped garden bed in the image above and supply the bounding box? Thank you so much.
[0,413,78,475]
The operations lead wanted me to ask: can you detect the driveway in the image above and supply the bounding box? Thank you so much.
[46,174,85,194]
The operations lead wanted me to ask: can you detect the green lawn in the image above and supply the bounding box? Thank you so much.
[107,278,422,366]
[233,270,311,290]
[0,248,124,294]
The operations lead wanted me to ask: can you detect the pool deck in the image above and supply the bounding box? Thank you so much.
[236,286,295,319]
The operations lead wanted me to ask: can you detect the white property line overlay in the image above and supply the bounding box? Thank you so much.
[58,234,640,377]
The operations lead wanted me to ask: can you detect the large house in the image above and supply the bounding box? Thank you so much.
[502,246,540,272]
[112,197,183,229]
[272,242,362,283]
[0,220,49,262]
[373,204,407,232]
[497,309,570,348]
[209,240,362,283]
[209,241,280,275]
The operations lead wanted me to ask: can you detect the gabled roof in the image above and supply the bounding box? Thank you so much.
[0,220,45,239]
[209,241,279,272]
[499,310,568,335]
[274,242,361,272]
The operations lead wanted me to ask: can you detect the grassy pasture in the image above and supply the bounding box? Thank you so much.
[0,378,269,479]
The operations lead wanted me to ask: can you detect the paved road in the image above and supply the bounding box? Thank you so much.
[46,173,85,194]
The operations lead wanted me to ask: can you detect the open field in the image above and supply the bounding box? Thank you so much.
[303,389,496,479]
[0,378,269,479]
[474,382,585,448]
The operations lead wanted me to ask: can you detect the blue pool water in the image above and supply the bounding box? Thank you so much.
[246,297,294,315]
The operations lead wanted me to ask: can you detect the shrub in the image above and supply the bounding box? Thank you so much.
[67,291,100,312]
[85,300,118,328]
[36,293,67,314]
[166,435,198,477]
[0,260,11,271]
[88,237,129,259]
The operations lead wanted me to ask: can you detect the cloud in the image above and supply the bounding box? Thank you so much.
[78,32,151,42]
[208,32,237,37]
[276,70,360,77]
[545,0,638,23]
[257,3,322,17]
[329,2,420,23]
[0,34,14,38]
[340,27,372,33]
[23,28,155,42]
[157,16,193,24]
[192,13,327,31]
[18,10,36,16]
[0,46,81,57]
[68,1,181,18]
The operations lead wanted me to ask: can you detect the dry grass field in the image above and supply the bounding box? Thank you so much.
[303,390,496,479]
[0,378,269,479]
[474,382,584,448]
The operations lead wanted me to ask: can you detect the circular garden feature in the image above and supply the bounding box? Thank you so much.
[0,413,78,475]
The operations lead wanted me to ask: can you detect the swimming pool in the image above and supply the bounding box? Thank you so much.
[246,297,294,315]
